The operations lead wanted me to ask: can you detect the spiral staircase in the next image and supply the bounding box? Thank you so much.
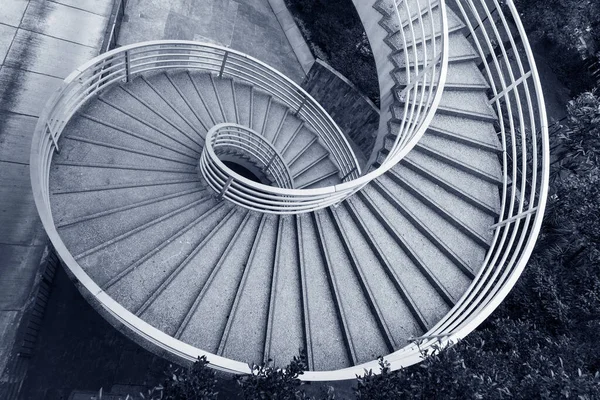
[30,0,548,380]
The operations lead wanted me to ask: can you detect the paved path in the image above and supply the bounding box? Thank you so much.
[118,0,305,83]
[0,0,112,382]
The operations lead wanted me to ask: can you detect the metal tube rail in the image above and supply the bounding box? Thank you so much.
[31,0,448,214]
[31,0,454,379]
[205,124,295,189]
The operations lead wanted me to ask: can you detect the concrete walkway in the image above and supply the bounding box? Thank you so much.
[118,0,305,83]
[0,0,113,383]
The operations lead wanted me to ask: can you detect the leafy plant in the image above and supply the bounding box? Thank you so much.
[557,90,600,169]
[513,0,600,93]
[160,356,218,400]
[235,350,311,400]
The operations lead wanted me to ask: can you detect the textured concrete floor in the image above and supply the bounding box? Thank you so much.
[118,0,305,83]
[0,0,112,381]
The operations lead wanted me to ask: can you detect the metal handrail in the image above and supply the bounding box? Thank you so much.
[29,1,449,213]
[31,0,464,380]
[204,123,295,189]
[331,0,549,379]
[191,0,449,212]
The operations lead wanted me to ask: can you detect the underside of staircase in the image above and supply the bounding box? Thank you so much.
[30,0,549,378]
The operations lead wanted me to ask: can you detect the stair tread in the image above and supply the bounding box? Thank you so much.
[264,216,304,368]
[334,204,424,348]
[297,214,352,370]
[392,32,479,69]
[84,198,222,289]
[416,133,502,179]
[219,215,278,364]
[351,192,452,325]
[405,148,501,208]
[105,204,232,311]
[139,210,247,336]
[56,189,204,257]
[294,158,340,189]
[179,214,262,352]
[315,210,389,365]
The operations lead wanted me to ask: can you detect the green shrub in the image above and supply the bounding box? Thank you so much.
[235,351,312,400]
[513,0,600,93]
[161,356,218,400]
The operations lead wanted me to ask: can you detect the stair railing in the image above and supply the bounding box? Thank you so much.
[328,0,549,378]
[202,123,295,190]
[30,1,450,378]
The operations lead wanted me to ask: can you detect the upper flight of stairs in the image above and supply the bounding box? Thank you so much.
[44,0,506,373]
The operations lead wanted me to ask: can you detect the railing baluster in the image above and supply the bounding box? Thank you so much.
[295,95,307,116]
[124,50,130,82]
[217,176,234,201]
[219,51,229,78]
[46,122,60,154]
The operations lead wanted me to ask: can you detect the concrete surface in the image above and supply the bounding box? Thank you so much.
[117,0,305,83]
[0,0,112,385]
[267,0,314,74]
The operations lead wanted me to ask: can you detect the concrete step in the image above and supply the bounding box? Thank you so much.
[263,216,304,368]
[296,214,351,370]
[49,160,195,194]
[251,91,271,134]
[105,203,232,311]
[138,74,205,140]
[169,71,220,128]
[294,158,340,189]
[81,91,201,158]
[351,191,452,327]
[232,80,253,127]
[334,202,425,345]
[111,79,201,148]
[288,141,329,177]
[56,188,205,258]
[218,214,278,365]
[188,72,227,125]
[393,60,489,92]
[385,6,465,52]
[209,74,238,124]
[426,113,502,152]
[373,174,487,273]
[384,165,494,245]
[138,209,247,336]
[417,133,502,180]
[391,32,479,70]
[262,101,288,143]
[313,210,390,365]
[82,196,223,289]
[404,147,501,209]
[144,72,210,137]
[56,117,197,171]
[178,213,263,352]
[394,89,497,122]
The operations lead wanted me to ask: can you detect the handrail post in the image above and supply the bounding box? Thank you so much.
[265,153,277,171]
[340,167,358,182]
[219,51,229,78]
[46,122,60,154]
[124,50,130,82]
[295,95,307,116]
[217,176,233,201]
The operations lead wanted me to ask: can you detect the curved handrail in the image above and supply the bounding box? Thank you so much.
[193,0,450,212]
[27,4,449,212]
[204,123,295,189]
[30,0,545,381]
[314,0,549,380]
